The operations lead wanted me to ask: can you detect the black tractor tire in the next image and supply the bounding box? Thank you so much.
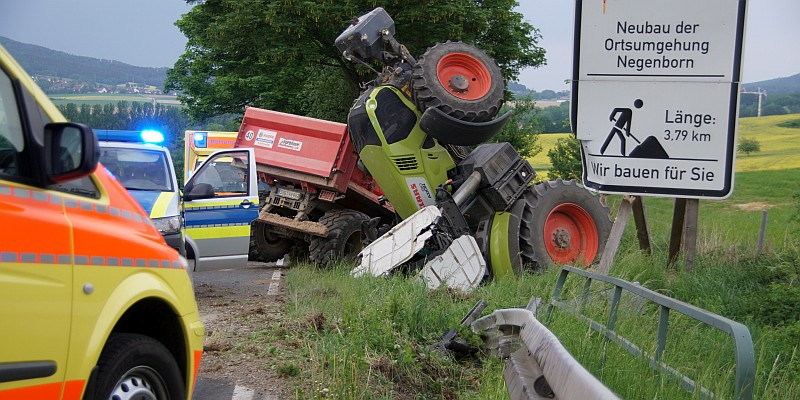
[84,333,184,400]
[249,221,291,262]
[309,209,370,267]
[519,179,613,271]
[412,41,504,123]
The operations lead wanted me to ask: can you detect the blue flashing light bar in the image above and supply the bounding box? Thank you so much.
[193,132,208,148]
[96,129,165,144]
[141,130,165,143]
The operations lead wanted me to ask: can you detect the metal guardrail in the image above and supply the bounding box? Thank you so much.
[545,266,755,399]
[471,308,619,400]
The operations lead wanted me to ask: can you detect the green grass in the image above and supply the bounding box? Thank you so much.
[278,252,799,399]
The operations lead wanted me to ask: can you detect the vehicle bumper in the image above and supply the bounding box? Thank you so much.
[163,231,186,257]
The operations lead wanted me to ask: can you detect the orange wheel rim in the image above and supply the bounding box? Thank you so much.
[543,203,599,266]
[436,52,492,100]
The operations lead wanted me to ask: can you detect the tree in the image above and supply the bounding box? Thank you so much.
[547,135,582,181]
[489,96,542,158]
[737,137,761,156]
[166,0,546,121]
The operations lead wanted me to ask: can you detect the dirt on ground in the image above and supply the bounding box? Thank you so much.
[194,264,296,398]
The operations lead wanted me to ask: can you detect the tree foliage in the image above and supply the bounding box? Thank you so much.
[737,137,761,156]
[489,97,542,158]
[166,0,545,121]
[547,135,582,181]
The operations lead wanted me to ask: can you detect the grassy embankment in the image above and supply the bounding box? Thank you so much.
[232,114,800,399]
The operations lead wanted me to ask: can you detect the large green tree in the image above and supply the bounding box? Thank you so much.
[166,0,545,122]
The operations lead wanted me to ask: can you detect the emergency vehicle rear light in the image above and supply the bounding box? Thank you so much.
[193,132,208,148]
[96,129,165,144]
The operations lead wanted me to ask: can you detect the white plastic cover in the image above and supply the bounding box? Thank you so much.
[418,235,486,291]
[352,206,440,278]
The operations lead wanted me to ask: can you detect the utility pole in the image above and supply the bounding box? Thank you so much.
[741,87,767,117]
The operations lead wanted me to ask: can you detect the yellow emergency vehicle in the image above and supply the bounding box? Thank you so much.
[182,130,237,184]
[0,44,203,399]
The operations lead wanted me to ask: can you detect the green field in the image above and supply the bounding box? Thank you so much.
[48,93,181,107]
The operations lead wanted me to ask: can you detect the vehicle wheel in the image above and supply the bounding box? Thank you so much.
[249,221,291,262]
[412,41,504,123]
[309,209,369,267]
[84,333,184,400]
[519,179,612,271]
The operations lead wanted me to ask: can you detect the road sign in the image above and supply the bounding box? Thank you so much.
[572,0,747,199]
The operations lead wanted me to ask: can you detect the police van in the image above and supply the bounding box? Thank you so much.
[97,130,185,256]
[0,44,203,399]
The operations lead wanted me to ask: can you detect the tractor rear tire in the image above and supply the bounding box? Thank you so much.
[309,209,370,267]
[519,179,612,271]
[412,41,504,123]
[249,221,291,262]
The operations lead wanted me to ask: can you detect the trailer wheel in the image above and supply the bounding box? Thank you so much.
[412,41,504,123]
[250,222,291,262]
[309,209,369,267]
[519,179,612,271]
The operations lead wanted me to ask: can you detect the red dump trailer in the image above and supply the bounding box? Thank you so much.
[236,107,395,264]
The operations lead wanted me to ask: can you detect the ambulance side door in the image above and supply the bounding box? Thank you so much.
[183,148,258,271]
[0,60,71,398]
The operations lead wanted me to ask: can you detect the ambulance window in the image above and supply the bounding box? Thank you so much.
[0,68,24,178]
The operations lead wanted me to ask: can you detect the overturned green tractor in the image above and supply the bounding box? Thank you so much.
[336,7,612,289]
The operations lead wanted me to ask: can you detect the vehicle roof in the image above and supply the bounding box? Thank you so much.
[99,140,171,152]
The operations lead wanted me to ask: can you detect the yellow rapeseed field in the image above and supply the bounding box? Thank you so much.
[529,113,800,177]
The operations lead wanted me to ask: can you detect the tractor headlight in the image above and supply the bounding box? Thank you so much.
[152,216,182,235]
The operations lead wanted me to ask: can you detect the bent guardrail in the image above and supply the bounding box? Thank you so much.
[545,266,755,400]
[471,308,619,400]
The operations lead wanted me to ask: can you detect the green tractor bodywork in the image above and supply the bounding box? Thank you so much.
[350,86,454,219]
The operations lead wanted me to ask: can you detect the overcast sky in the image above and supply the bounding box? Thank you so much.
[1,0,797,91]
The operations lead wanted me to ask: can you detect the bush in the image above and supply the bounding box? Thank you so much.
[547,135,582,181]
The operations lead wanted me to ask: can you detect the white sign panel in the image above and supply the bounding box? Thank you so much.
[572,0,747,199]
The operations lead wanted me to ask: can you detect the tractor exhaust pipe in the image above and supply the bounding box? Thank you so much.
[451,170,482,207]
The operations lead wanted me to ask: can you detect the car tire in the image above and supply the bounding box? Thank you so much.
[84,333,184,400]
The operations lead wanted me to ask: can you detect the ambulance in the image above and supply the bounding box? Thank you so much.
[182,130,237,184]
[97,129,185,256]
[0,44,203,399]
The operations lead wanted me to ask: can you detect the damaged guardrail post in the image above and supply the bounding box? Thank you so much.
[471,308,619,400]
[545,266,755,400]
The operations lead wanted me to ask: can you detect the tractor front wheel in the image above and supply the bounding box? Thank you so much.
[412,41,504,123]
[519,179,612,271]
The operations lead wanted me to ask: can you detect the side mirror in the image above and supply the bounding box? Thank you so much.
[44,122,99,185]
[183,182,215,201]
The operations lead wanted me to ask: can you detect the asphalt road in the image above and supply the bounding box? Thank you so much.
[191,260,286,400]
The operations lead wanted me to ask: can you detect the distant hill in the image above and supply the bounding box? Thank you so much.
[0,36,167,88]
[742,73,800,94]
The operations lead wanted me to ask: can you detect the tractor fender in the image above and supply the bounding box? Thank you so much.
[419,107,511,146]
